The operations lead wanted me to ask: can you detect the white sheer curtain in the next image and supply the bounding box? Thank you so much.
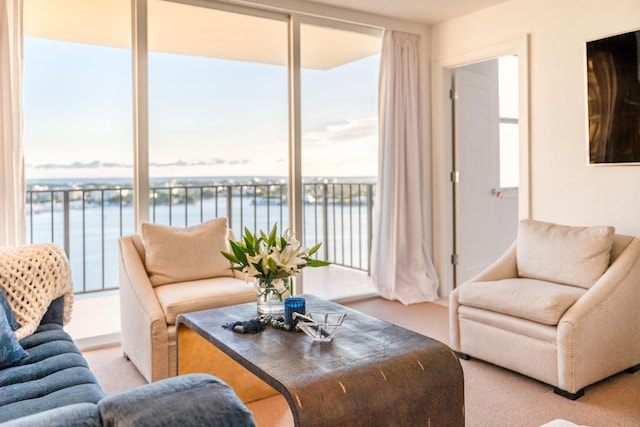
[371,30,439,304]
[0,0,26,247]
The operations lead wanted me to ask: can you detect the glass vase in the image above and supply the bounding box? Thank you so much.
[255,278,289,315]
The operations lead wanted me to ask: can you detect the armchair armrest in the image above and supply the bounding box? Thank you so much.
[118,235,169,382]
[97,374,256,427]
[557,237,640,392]
[449,240,518,351]
[468,240,518,283]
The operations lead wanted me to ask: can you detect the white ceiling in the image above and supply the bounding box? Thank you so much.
[25,0,382,70]
[24,0,509,69]
[304,0,509,25]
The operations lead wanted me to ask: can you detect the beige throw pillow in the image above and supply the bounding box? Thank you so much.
[516,219,615,289]
[141,218,233,287]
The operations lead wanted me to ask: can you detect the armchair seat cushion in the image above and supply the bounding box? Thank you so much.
[457,279,586,325]
[155,277,255,325]
[458,305,557,343]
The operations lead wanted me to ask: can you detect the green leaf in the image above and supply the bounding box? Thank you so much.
[268,223,278,246]
[243,227,254,247]
[229,240,248,265]
[308,242,322,256]
[220,250,239,264]
[272,270,292,280]
[306,259,331,268]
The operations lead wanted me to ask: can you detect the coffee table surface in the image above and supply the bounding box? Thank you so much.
[176,294,464,427]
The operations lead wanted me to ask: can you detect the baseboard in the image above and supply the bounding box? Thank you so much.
[333,292,380,305]
[75,332,121,351]
[433,297,449,307]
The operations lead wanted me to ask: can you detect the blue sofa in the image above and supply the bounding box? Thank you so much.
[0,297,256,427]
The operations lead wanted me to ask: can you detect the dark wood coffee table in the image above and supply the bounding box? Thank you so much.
[176,294,464,427]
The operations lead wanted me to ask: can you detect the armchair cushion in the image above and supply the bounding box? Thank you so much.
[141,218,233,287]
[516,219,615,289]
[457,279,586,325]
[155,277,255,324]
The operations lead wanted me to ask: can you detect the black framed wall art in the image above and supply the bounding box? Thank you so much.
[587,29,640,164]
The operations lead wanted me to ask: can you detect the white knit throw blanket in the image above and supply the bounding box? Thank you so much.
[0,243,74,339]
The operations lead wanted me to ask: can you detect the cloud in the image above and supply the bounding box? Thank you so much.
[227,159,250,166]
[29,158,247,170]
[303,116,377,146]
[32,160,131,170]
[150,159,218,167]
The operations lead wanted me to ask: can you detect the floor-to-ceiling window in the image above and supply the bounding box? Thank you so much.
[23,0,133,293]
[23,0,381,298]
[300,22,381,272]
[147,1,289,235]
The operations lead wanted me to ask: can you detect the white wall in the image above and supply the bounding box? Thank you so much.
[432,0,640,237]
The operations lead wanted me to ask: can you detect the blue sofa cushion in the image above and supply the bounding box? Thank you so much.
[39,296,65,326]
[0,323,105,423]
[0,289,19,331]
[0,403,102,427]
[98,374,257,427]
[0,304,27,369]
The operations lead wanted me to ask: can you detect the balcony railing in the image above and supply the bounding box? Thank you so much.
[26,180,375,295]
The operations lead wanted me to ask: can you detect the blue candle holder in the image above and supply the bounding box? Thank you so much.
[284,297,306,325]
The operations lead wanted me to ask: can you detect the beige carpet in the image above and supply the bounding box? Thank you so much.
[83,297,640,426]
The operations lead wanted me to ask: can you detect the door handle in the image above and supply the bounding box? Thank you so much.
[491,188,518,198]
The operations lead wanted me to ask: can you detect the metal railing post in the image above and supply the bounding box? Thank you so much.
[322,183,329,261]
[226,186,233,228]
[63,191,70,257]
[184,187,189,227]
[367,184,373,275]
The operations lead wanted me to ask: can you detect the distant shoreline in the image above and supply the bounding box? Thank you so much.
[27,175,377,188]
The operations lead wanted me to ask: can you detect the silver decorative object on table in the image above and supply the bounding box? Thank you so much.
[294,312,347,343]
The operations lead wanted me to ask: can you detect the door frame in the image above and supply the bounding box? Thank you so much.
[430,35,530,297]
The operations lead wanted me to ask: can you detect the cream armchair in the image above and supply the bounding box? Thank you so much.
[118,218,255,382]
[450,219,640,399]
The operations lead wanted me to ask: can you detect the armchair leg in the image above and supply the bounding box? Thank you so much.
[553,387,584,400]
[456,352,471,360]
[553,364,638,400]
[626,363,640,374]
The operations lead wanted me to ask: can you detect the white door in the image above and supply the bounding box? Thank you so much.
[453,59,519,286]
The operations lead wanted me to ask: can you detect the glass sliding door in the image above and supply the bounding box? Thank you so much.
[23,0,383,297]
[23,0,133,293]
[147,0,289,236]
[300,24,381,264]
[300,22,381,299]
